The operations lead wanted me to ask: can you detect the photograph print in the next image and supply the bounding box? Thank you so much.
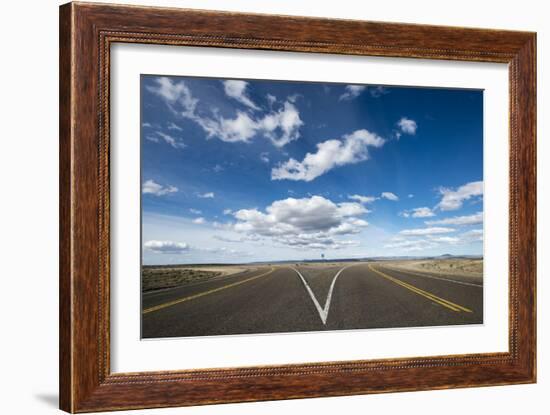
[140,75,484,339]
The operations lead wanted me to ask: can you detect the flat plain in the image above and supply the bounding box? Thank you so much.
[141,259,483,338]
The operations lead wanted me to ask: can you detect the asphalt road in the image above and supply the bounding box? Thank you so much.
[141,262,483,338]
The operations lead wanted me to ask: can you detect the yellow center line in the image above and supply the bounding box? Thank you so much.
[368,265,473,313]
[142,267,275,315]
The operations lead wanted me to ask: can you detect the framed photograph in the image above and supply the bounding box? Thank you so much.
[59,2,536,412]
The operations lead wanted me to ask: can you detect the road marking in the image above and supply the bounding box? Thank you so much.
[142,267,275,315]
[381,266,483,288]
[368,265,473,313]
[292,265,353,324]
[142,268,257,298]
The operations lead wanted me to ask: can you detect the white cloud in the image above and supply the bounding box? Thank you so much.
[144,239,251,257]
[381,192,399,201]
[232,195,368,250]
[223,209,232,215]
[199,101,303,147]
[429,236,460,244]
[144,240,189,254]
[339,85,367,101]
[271,129,385,182]
[348,194,378,204]
[258,101,303,147]
[167,122,182,131]
[142,180,178,196]
[213,235,242,243]
[399,227,455,236]
[266,94,277,106]
[384,226,482,253]
[437,181,483,211]
[460,228,483,242]
[384,238,437,252]
[154,131,186,149]
[189,208,202,215]
[145,134,159,143]
[192,217,206,224]
[413,208,435,217]
[426,211,483,226]
[369,86,389,97]
[147,77,303,147]
[397,117,418,135]
[260,152,270,163]
[222,80,260,110]
[142,122,152,128]
[147,77,198,114]
[197,192,215,199]
[401,207,435,218]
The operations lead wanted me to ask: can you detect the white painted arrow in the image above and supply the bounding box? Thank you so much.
[292,266,353,325]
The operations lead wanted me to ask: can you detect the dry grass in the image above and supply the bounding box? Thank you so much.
[383,259,483,279]
[142,266,248,292]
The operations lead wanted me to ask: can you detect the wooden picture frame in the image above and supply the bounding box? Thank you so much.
[59,2,536,412]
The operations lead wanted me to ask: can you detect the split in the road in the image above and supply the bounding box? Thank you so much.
[292,265,354,325]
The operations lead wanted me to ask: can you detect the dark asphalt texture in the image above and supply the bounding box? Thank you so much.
[141,263,483,338]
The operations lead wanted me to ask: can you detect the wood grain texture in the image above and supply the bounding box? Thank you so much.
[59,2,537,412]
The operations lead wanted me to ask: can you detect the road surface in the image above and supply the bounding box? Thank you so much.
[141,262,483,338]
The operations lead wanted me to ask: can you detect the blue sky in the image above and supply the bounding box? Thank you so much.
[141,75,483,265]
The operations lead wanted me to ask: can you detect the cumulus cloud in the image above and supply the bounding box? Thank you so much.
[142,179,178,196]
[271,129,385,182]
[401,207,435,218]
[198,192,214,199]
[437,181,483,211]
[192,217,206,224]
[426,211,482,226]
[339,85,367,101]
[232,195,368,250]
[348,194,378,204]
[260,152,270,163]
[399,227,455,236]
[147,77,198,114]
[397,117,417,135]
[144,240,189,254]
[381,192,399,201]
[147,77,303,147]
[222,80,260,110]
[189,208,202,215]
